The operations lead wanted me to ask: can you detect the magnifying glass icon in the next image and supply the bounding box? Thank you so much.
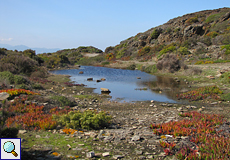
[3,141,18,157]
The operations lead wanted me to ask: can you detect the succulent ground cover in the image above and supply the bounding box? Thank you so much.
[177,85,223,101]
[1,90,112,131]
[4,96,71,130]
[0,89,39,98]
[151,111,230,159]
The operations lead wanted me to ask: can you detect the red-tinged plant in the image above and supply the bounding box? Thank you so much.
[177,85,223,101]
[105,53,115,61]
[164,148,173,156]
[29,77,53,84]
[0,89,39,97]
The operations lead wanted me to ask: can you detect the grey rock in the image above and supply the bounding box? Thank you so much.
[86,151,95,158]
[113,155,124,159]
[0,92,9,101]
[102,152,110,157]
[131,135,141,141]
[136,150,143,155]
[138,156,146,159]
[36,135,41,138]
[19,130,27,134]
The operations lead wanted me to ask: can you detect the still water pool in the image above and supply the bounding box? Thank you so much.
[50,66,186,103]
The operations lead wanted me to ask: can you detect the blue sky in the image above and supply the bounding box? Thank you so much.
[0,0,229,51]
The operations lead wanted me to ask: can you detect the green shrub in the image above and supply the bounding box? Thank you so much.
[144,64,157,73]
[221,93,230,101]
[14,75,26,84]
[220,71,230,84]
[205,12,228,23]
[0,54,38,75]
[31,83,43,89]
[0,71,15,84]
[51,96,75,107]
[221,44,230,55]
[126,64,136,70]
[160,45,176,54]
[185,16,198,24]
[151,29,160,39]
[206,31,218,38]
[101,61,110,66]
[116,48,126,59]
[17,84,29,90]
[0,127,18,138]
[53,110,112,130]
[178,47,190,55]
[138,46,151,57]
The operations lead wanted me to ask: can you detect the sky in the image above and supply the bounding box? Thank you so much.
[0,0,229,52]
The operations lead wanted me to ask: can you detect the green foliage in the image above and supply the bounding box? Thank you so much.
[185,16,198,24]
[0,127,18,138]
[221,33,230,45]
[221,44,230,55]
[158,44,176,58]
[144,64,157,73]
[177,86,223,101]
[178,47,190,55]
[0,54,38,74]
[220,71,230,84]
[14,75,26,84]
[221,93,230,101]
[205,11,228,23]
[53,110,112,130]
[116,48,126,59]
[126,64,136,70]
[105,53,115,61]
[206,31,218,38]
[174,28,180,33]
[51,96,75,107]
[17,84,29,90]
[101,61,110,66]
[0,71,15,84]
[151,29,160,39]
[31,83,43,89]
[138,46,151,57]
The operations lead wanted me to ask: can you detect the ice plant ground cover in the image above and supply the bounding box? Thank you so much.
[176,85,223,101]
[151,111,230,159]
[4,96,71,130]
[0,89,39,97]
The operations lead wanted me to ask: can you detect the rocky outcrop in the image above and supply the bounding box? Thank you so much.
[105,7,230,62]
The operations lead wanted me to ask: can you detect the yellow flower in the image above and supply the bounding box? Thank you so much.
[161,135,166,139]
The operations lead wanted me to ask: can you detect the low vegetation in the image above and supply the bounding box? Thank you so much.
[177,85,223,101]
[52,110,112,130]
[151,111,229,159]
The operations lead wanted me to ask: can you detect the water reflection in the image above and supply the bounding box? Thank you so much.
[50,66,187,103]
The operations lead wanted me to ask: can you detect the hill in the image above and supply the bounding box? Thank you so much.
[0,43,60,54]
[104,7,230,64]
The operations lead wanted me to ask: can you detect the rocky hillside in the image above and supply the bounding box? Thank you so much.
[105,7,230,63]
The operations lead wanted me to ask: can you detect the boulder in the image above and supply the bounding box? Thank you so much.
[96,80,101,83]
[100,88,110,92]
[79,71,84,74]
[101,88,111,94]
[0,92,9,101]
[87,78,93,81]
[101,78,106,81]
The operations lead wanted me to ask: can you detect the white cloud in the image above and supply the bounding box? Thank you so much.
[0,38,13,41]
